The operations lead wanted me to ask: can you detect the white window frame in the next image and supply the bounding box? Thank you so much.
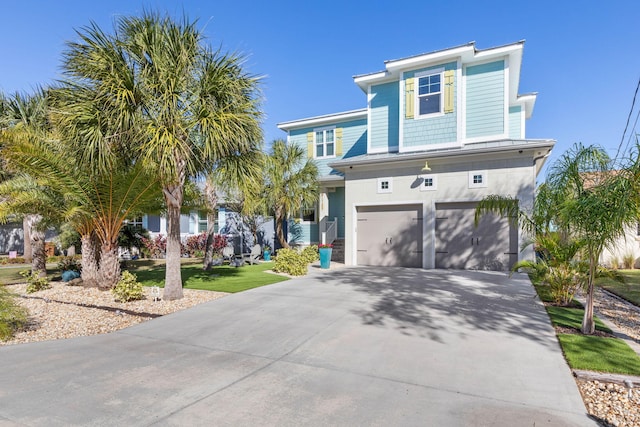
[419,174,438,192]
[300,207,317,223]
[377,177,393,194]
[415,68,444,119]
[314,126,336,159]
[468,170,488,189]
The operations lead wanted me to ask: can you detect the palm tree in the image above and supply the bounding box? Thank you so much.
[476,143,640,334]
[263,139,319,249]
[2,122,162,288]
[0,89,51,276]
[59,12,263,299]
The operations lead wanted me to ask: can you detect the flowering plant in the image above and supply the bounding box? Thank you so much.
[318,244,333,249]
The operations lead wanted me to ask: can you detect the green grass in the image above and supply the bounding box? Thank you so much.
[531,278,640,375]
[0,265,59,285]
[127,259,288,293]
[557,334,640,375]
[545,306,611,333]
[597,269,640,306]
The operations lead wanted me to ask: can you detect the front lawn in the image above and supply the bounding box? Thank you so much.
[127,259,288,293]
[0,265,59,285]
[597,269,640,306]
[533,282,640,375]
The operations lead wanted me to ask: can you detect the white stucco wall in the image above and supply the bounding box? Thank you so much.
[343,149,537,268]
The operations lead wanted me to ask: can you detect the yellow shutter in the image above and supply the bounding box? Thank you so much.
[335,128,343,155]
[307,132,314,158]
[405,77,414,119]
[444,70,454,113]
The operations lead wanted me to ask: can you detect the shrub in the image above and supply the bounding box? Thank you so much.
[0,286,28,341]
[58,256,81,273]
[622,253,635,270]
[141,235,167,259]
[111,271,144,302]
[273,248,308,276]
[0,256,27,265]
[19,270,50,294]
[610,257,620,270]
[301,245,319,263]
[184,232,208,257]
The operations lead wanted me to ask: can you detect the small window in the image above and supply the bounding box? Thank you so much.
[314,127,335,158]
[415,69,443,117]
[419,174,437,192]
[127,216,143,229]
[468,170,488,188]
[198,211,208,233]
[301,208,316,222]
[377,177,393,194]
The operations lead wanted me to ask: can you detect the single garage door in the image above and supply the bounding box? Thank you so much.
[356,205,422,267]
[435,202,518,271]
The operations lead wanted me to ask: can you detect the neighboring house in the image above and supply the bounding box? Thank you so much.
[277,41,555,270]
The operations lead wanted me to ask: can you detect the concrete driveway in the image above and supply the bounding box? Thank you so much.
[0,267,594,426]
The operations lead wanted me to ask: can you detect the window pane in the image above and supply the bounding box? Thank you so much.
[316,131,324,142]
[419,94,440,115]
[430,74,440,84]
[431,82,440,92]
[424,178,433,187]
[302,209,315,222]
[316,144,324,157]
[326,129,334,142]
[473,175,483,184]
[326,143,334,156]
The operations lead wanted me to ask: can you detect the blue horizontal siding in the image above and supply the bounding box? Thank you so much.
[465,60,505,139]
[403,61,457,149]
[328,187,345,238]
[370,82,399,151]
[288,118,367,176]
[509,106,522,139]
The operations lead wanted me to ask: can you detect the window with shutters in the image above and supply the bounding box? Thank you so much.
[407,68,454,120]
[314,126,335,158]
[416,70,442,116]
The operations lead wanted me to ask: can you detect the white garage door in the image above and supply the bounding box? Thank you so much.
[435,202,518,271]
[356,205,422,268]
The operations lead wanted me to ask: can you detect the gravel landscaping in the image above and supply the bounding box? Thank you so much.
[1,281,227,346]
[574,288,640,427]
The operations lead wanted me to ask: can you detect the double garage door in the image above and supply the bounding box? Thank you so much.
[356,202,517,271]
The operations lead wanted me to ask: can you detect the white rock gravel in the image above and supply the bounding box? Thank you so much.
[1,282,227,346]
[574,289,640,426]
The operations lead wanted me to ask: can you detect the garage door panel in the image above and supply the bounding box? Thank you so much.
[435,202,516,271]
[357,205,422,268]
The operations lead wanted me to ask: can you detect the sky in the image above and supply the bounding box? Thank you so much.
[1,0,639,179]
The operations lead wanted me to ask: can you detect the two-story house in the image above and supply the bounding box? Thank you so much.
[278,41,554,270]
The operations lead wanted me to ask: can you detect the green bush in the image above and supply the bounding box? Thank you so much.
[0,256,27,265]
[273,248,308,276]
[19,270,51,294]
[58,256,82,273]
[0,286,28,341]
[301,245,319,264]
[111,271,144,302]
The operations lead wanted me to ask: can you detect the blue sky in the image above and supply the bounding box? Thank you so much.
[2,1,639,178]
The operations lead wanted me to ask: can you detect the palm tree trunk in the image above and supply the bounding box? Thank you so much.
[98,241,121,290]
[275,208,289,249]
[163,183,184,300]
[80,232,100,286]
[203,179,218,270]
[26,214,46,277]
[23,216,32,262]
[581,254,597,334]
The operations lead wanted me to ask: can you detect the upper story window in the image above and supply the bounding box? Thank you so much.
[416,69,443,117]
[315,127,335,158]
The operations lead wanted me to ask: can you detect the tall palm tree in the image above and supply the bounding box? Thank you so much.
[59,12,262,299]
[0,89,51,276]
[263,139,319,249]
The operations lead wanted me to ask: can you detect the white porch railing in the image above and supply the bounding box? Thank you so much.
[321,217,338,245]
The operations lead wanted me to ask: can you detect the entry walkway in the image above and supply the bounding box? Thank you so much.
[0,268,594,426]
